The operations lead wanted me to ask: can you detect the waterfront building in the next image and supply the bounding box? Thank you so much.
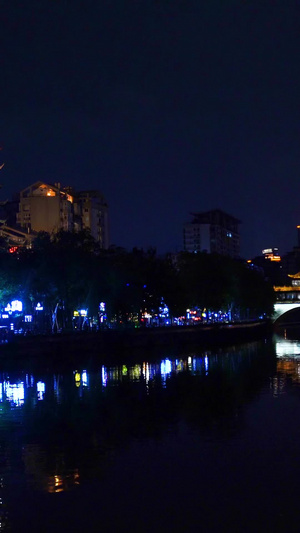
[274,272,300,301]
[183,209,240,257]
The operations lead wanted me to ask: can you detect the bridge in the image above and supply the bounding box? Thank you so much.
[273,302,300,323]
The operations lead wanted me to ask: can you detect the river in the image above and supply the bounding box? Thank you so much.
[0,330,300,531]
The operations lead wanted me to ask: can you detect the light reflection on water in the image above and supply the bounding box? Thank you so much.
[271,334,300,396]
[2,335,300,531]
[0,345,267,413]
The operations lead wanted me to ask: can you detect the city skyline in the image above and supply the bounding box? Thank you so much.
[2,1,300,258]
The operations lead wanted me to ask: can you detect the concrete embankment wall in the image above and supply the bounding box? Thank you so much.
[102,321,273,349]
[0,321,273,368]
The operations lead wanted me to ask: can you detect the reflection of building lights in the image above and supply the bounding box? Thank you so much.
[48,470,79,493]
[130,365,141,380]
[275,338,300,357]
[161,359,172,378]
[50,475,64,493]
[82,371,88,387]
[205,355,209,374]
[101,366,107,387]
[1,381,25,406]
[176,360,183,372]
[37,381,45,400]
[74,371,81,387]
[142,362,150,384]
[53,375,61,402]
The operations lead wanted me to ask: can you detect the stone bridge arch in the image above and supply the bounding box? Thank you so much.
[273,302,300,324]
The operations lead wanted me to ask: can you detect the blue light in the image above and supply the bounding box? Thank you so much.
[161,359,172,377]
[37,381,46,400]
[101,366,107,387]
[3,381,25,406]
[82,371,88,387]
[5,300,23,313]
[205,355,209,374]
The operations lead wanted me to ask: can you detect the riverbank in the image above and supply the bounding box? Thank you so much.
[0,320,273,367]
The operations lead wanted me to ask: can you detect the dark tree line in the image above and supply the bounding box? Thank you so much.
[0,231,275,331]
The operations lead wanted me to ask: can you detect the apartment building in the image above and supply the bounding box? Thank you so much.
[183,209,240,258]
[15,181,109,248]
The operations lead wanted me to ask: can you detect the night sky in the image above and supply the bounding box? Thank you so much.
[1,0,300,258]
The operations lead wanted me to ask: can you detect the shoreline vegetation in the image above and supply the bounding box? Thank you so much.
[0,232,276,359]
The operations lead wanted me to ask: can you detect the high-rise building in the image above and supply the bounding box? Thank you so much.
[183,209,240,257]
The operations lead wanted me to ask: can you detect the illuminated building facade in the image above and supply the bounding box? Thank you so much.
[15,181,109,248]
[250,247,283,285]
[183,209,240,257]
[17,181,73,233]
[274,272,300,301]
[262,247,281,261]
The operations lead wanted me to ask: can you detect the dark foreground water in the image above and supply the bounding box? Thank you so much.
[1,332,300,531]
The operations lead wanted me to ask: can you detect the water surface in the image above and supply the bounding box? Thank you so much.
[1,334,300,531]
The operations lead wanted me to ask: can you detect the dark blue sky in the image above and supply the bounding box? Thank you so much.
[1,0,300,258]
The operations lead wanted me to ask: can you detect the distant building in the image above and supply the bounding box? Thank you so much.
[183,209,240,257]
[17,181,73,233]
[251,247,283,285]
[262,247,281,262]
[73,190,109,250]
[10,180,109,249]
[280,226,300,282]
[0,224,35,250]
